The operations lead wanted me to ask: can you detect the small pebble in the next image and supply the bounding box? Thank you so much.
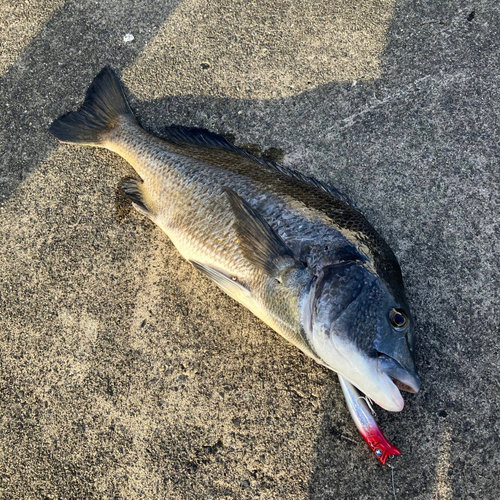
[123,33,134,43]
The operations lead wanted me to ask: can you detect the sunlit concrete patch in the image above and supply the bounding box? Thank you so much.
[127,239,171,354]
[0,143,325,497]
[432,424,452,500]
[0,0,64,77]
[126,0,396,99]
[0,144,178,496]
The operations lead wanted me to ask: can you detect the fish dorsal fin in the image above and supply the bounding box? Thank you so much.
[164,125,240,152]
[163,125,358,210]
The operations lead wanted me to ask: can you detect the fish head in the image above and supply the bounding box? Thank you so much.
[302,260,419,412]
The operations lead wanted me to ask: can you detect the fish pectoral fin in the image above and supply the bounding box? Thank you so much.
[223,187,301,280]
[190,261,251,301]
[121,178,155,218]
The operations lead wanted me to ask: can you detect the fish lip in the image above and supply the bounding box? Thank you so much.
[381,374,405,411]
[346,373,405,412]
[377,354,421,394]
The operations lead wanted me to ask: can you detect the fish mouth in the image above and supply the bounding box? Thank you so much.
[376,374,405,412]
[392,378,418,394]
[377,354,421,395]
[308,334,408,412]
[342,371,405,413]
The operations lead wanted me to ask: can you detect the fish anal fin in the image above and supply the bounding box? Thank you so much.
[223,187,301,279]
[121,178,155,218]
[190,261,250,301]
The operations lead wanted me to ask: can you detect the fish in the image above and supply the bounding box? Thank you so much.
[49,66,420,416]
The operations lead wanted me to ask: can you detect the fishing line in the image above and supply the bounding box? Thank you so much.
[387,462,397,500]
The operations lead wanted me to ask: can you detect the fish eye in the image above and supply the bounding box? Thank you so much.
[389,308,408,329]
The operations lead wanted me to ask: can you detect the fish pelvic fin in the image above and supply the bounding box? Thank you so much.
[49,66,135,146]
[121,178,155,219]
[190,261,251,302]
[223,187,302,280]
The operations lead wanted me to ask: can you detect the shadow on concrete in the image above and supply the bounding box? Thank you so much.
[0,0,182,203]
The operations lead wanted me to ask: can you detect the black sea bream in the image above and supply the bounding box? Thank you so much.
[50,67,420,413]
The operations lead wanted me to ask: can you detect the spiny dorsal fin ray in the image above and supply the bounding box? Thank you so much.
[164,125,358,211]
[223,187,302,280]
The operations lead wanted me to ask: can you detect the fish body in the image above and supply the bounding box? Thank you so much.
[49,67,419,412]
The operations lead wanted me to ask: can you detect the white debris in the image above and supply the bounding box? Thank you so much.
[123,33,134,43]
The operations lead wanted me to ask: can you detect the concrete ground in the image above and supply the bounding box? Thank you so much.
[1,0,499,498]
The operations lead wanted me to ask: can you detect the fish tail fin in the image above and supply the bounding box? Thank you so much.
[49,66,135,146]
